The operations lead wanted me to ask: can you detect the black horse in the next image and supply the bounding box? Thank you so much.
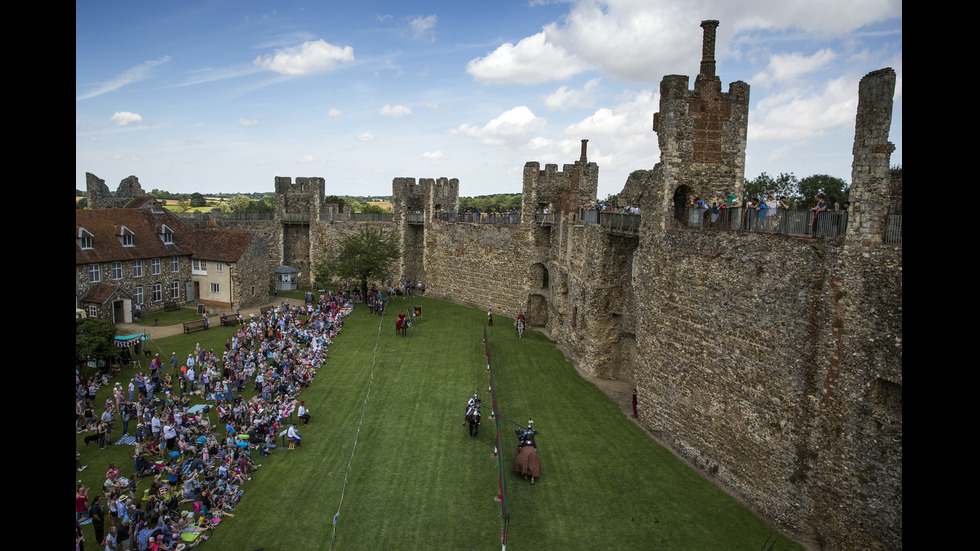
[513,421,540,484]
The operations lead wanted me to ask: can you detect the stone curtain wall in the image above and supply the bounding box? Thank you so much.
[420,220,530,317]
[625,226,901,549]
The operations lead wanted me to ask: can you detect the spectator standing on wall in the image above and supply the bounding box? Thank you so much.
[487,309,493,327]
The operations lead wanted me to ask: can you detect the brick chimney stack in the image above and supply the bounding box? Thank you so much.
[580,139,589,162]
[699,20,719,79]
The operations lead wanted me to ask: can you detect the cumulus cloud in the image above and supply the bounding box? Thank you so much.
[449,106,547,147]
[466,32,589,84]
[355,132,374,142]
[543,78,601,111]
[238,117,259,126]
[111,111,143,126]
[750,76,858,140]
[327,108,343,117]
[253,39,354,75]
[379,104,412,118]
[422,150,446,159]
[467,0,901,86]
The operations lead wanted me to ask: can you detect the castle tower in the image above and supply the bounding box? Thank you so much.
[847,68,897,247]
[652,20,749,218]
[273,176,325,286]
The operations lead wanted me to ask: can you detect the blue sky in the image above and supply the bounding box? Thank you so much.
[76,0,902,200]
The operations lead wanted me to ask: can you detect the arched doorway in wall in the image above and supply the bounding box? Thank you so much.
[530,262,549,290]
[527,294,548,327]
[672,185,691,224]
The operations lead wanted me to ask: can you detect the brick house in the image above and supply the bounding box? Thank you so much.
[76,197,269,323]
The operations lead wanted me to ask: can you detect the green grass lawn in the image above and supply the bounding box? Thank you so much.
[77,294,802,551]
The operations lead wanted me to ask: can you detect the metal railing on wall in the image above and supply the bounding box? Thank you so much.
[681,207,850,238]
[884,214,902,244]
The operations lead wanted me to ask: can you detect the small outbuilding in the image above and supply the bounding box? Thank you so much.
[274,266,300,291]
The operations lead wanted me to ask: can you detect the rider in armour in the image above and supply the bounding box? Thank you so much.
[515,420,537,450]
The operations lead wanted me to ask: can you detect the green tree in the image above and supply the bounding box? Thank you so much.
[797,174,849,209]
[743,172,799,204]
[315,226,401,299]
[189,192,207,207]
[76,197,88,209]
[75,317,119,365]
[324,195,349,212]
[890,164,902,180]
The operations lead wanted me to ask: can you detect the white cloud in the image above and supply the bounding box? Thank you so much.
[752,49,839,87]
[355,132,374,142]
[543,78,601,111]
[327,108,343,117]
[298,155,315,163]
[422,151,446,159]
[379,104,412,118]
[450,106,547,147]
[111,111,143,126]
[410,15,437,40]
[238,117,259,126]
[466,32,589,84]
[76,56,171,100]
[253,39,354,75]
[750,76,858,140]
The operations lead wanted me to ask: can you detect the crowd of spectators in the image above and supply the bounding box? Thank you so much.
[75,290,355,551]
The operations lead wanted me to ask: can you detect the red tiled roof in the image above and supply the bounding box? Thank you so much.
[78,281,133,304]
[190,229,255,262]
[76,206,256,265]
[76,207,196,265]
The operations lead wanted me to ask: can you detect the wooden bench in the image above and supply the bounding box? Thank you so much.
[182,319,208,333]
[163,302,180,312]
[220,315,235,327]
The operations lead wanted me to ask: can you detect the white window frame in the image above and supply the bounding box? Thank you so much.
[89,264,100,283]
[111,262,122,280]
[77,228,94,250]
[192,259,207,275]
[170,281,180,300]
[134,286,143,305]
[88,305,97,317]
[210,283,220,294]
[133,260,143,278]
[152,258,161,275]
[170,256,179,273]
[119,226,134,247]
[152,283,162,302]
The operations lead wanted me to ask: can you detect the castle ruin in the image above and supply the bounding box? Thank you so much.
[97,21,900,549]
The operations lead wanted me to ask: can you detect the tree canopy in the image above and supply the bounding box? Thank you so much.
[458,194,521,213]
[75,317,119,365]
[743,172,849,209]
[315,226,401,298]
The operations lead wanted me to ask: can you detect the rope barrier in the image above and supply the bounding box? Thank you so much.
[329,307,385,550]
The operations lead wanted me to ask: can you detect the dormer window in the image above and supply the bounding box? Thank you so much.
[118,226,135,247]
[77,228,94,250]
[159,224,175,245]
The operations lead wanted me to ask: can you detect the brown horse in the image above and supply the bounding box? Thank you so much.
[513,424,540,484]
